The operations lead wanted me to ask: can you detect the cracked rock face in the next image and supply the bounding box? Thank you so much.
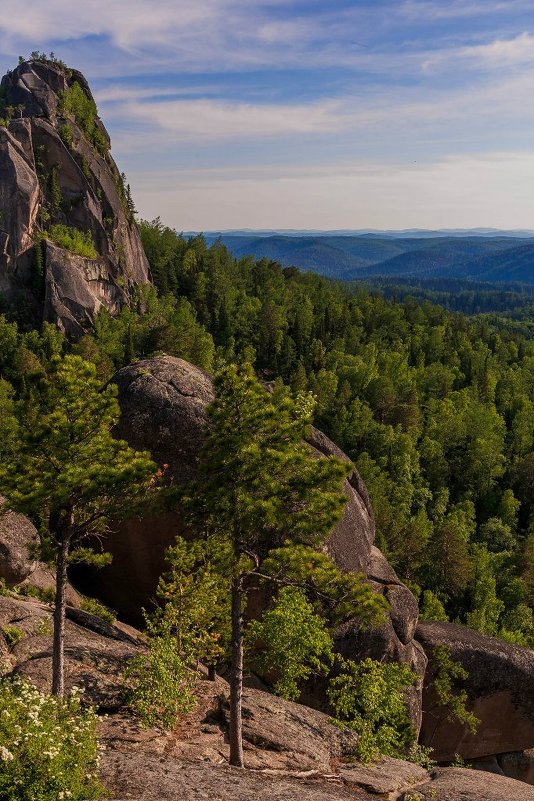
[0,59,150,335]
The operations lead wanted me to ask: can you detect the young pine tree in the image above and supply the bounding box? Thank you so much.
[0,355,158,696]
[182,364,384,767]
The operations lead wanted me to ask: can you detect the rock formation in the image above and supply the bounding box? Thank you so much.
[78,354,426,732]
[0,495,38,586]
[0,59,150,335]
[416,621,534,762]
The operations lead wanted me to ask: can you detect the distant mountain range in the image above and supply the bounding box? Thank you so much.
[193,230,534,284]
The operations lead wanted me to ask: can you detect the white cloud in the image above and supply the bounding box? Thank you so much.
[423,32,534,72]
[119,97,347,139]
[400,0,533,21]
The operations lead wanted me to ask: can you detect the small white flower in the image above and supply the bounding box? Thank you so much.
[0,746,14,761]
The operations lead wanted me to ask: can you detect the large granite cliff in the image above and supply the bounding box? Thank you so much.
[0,58,150,335]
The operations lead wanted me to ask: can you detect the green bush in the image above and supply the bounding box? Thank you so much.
[48,225,97,259]
[431,644,479,733]
[18,583,55,604]
[126,622,197,729]
[58,123,73,149]
[0,678,104,801]
[58,82,107,156]
[246,585,333,700]
[328,657,417,762]
[2,625,24,647]
[80,596,115,624]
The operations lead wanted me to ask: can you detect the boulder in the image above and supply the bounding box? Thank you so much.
[73,354,424,733]
[0,595,141,708]
[416,621,534,761]
[0,497,38,586]
[85,354,419,636]
[400,766,534,801]
[497,749,534,784]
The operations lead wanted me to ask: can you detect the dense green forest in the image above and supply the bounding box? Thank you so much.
[1,219,533,646]
[352,277,534,339]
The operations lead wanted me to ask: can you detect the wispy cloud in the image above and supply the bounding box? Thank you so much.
[423,32,534,72]
[1,0,533,228]
[400,0,533,21]
[119,97,347,139]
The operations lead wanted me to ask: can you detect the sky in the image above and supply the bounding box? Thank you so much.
[1,0,534,231]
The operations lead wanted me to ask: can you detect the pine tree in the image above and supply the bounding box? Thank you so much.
[181,364,385,766]
[0,356,158,695]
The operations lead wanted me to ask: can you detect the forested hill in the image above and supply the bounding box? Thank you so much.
[200,232,534,284]
[3,220,532,647]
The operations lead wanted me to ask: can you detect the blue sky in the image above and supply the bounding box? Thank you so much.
[1,0,534,230]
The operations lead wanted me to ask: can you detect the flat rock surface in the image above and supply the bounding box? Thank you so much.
[99,752,367,801]
[401,767,534,800]
[340,758,429,794]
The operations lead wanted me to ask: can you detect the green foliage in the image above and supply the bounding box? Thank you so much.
[419,590,448,622]
[48,224,97,259]
[19,584,55,604]
[58,81,107,155]
[247,586,333,700]
[184,364,352,557]
[58,123,73,149]
[155,536,231,668]
[430,644,479,734]
[328,656,417,763]
[48,164,62,212]
[0,355,156,526]
[261,544,387,627]
[0,355,158,692]
[126,620,197,729]
[0,678,103,801]
[2,625,24,647]
[80,597,115,624]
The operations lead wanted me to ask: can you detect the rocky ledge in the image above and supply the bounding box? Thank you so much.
[1,593,533,801]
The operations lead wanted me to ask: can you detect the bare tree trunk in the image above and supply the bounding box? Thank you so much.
[208,664,216,681]
[51,514,72,696]
[229,571,244,767]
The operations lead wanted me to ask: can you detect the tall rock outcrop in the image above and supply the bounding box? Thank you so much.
[0,58,150,335]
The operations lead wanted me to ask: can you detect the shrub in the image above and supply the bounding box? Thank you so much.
[126,621,197,729]
[58,82,107,156]
[0,678,104,801]
[246,585,333,700]
[58,123,73,149]
[48,225,97,259]
[431,644,479,733]
[80,596,115,624]
[2,625,24,647]
[328,657,417,763]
